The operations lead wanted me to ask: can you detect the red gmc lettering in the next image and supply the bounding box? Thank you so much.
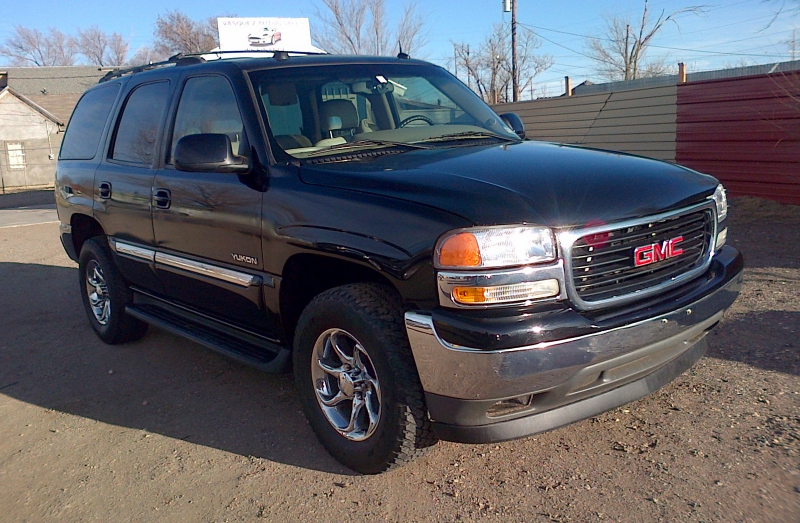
[634,236,684,267]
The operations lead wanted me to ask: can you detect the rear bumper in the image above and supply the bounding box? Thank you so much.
[404,247,743,443]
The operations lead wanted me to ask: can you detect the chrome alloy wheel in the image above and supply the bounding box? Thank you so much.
[85,260,110,325]
[311,328,382,441]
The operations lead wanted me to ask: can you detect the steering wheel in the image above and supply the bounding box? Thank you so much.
[399,115,435,127]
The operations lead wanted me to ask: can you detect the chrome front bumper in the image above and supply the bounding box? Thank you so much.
[404,248,743,443]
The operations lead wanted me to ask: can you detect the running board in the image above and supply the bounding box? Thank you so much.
[126,301,291,373]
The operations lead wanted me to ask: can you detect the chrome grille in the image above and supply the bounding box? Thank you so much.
[569,208,714,305]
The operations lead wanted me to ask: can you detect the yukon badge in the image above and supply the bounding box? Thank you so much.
[634,236,684,267]
[231,253,259,265]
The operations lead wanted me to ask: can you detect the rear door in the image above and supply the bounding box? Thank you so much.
[151,74,273,336]
[93,79,172,293]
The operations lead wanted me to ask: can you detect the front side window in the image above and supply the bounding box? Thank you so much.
[169,75,246,163]
[110,81,170,165]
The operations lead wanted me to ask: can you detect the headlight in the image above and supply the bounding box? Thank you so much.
[711,184,727,221]
[435,225,556,269]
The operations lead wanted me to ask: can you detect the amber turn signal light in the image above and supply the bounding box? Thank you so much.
[452,280,560,305]
[438,232,482,268]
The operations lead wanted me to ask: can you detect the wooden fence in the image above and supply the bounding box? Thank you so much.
[676,71,800,204]
[497,85,677,162]
[494,71,800,205]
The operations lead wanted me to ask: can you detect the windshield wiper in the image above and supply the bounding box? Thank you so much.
[413,131,518,145]
[303,138,431,158]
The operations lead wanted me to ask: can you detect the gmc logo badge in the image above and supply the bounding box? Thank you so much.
[634,236,684,267]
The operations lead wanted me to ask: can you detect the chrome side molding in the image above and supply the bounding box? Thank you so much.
[110,239,258,288]
[155,252,259,288]
[110,239,155,262]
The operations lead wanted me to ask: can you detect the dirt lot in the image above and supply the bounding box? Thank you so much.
[0,195,798,522]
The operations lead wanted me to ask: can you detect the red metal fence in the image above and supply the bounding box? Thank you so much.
[676,72,800,204]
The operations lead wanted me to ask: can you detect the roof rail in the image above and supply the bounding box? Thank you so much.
[199,49,328,60]
[99,53,200,83]
[98,49,328,83]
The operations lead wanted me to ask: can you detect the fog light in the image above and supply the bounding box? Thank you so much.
[716,227,727,250]
[452,279,560,305]
[487,395,532,417]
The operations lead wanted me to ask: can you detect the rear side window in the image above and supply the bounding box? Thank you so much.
[59,84,120,160]
[110,81,170,165]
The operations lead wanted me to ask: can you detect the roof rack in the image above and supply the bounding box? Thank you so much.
[201,49,327,57]
[98,49,328,83]
[99,53,197,83]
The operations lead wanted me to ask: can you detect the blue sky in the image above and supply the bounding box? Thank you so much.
[2,0,797,96]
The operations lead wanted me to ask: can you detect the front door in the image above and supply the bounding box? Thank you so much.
[152,74,273,337]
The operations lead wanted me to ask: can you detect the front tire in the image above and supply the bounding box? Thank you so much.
[78,237,148,344]
[293,283,437,474]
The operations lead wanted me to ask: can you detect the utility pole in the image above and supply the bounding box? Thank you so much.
[625,24,632,80]
[791,29,797,61]
[503,0,519,102]
[511,0,519,101]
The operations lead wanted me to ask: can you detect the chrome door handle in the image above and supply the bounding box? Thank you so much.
[153,188,171,209]
[98,182,112,199]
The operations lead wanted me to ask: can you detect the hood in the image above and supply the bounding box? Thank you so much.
[298,141,720,229]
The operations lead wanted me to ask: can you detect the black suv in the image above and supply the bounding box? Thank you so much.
[56,53,743,474]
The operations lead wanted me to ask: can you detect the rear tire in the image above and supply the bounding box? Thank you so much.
[293,283,437,474]
[78,237,148,344]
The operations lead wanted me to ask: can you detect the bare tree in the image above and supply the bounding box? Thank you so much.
[397,2,428,56]
[314,0,428,56]
[108,34,130,66]
[369,0,390,55]
[127,46,166,66]
[75,26,130,66]
[586,1,704,81]
[153,10,220,56]
[454,24,553,104]
[0,26,78,66]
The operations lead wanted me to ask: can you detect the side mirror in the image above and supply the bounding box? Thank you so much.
[499,113,525,140]
[174,133,250,174]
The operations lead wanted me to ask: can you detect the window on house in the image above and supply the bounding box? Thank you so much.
[7,143,26,170]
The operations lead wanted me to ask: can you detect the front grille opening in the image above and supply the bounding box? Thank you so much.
[571,209,713,303]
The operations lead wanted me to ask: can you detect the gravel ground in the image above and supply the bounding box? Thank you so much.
[0,195,798,522]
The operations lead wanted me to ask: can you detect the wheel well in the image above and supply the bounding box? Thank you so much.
[70,214,105,256]
[280,254,397,346]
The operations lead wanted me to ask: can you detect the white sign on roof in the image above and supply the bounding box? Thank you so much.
[217,17,324,53]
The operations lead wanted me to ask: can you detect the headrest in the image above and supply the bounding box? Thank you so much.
[265,83,298,106]
[320,99,359,131]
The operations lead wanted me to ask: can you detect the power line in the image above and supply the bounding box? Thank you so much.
[519,19,794,63]
[517,23,616,66]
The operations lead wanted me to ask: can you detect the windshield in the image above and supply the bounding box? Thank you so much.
[248,63,520,160]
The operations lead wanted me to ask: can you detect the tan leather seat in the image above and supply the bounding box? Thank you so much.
[275,134,313,150]
[320,99,360,138]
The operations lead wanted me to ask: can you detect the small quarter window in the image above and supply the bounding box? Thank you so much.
[111,82,170,165]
